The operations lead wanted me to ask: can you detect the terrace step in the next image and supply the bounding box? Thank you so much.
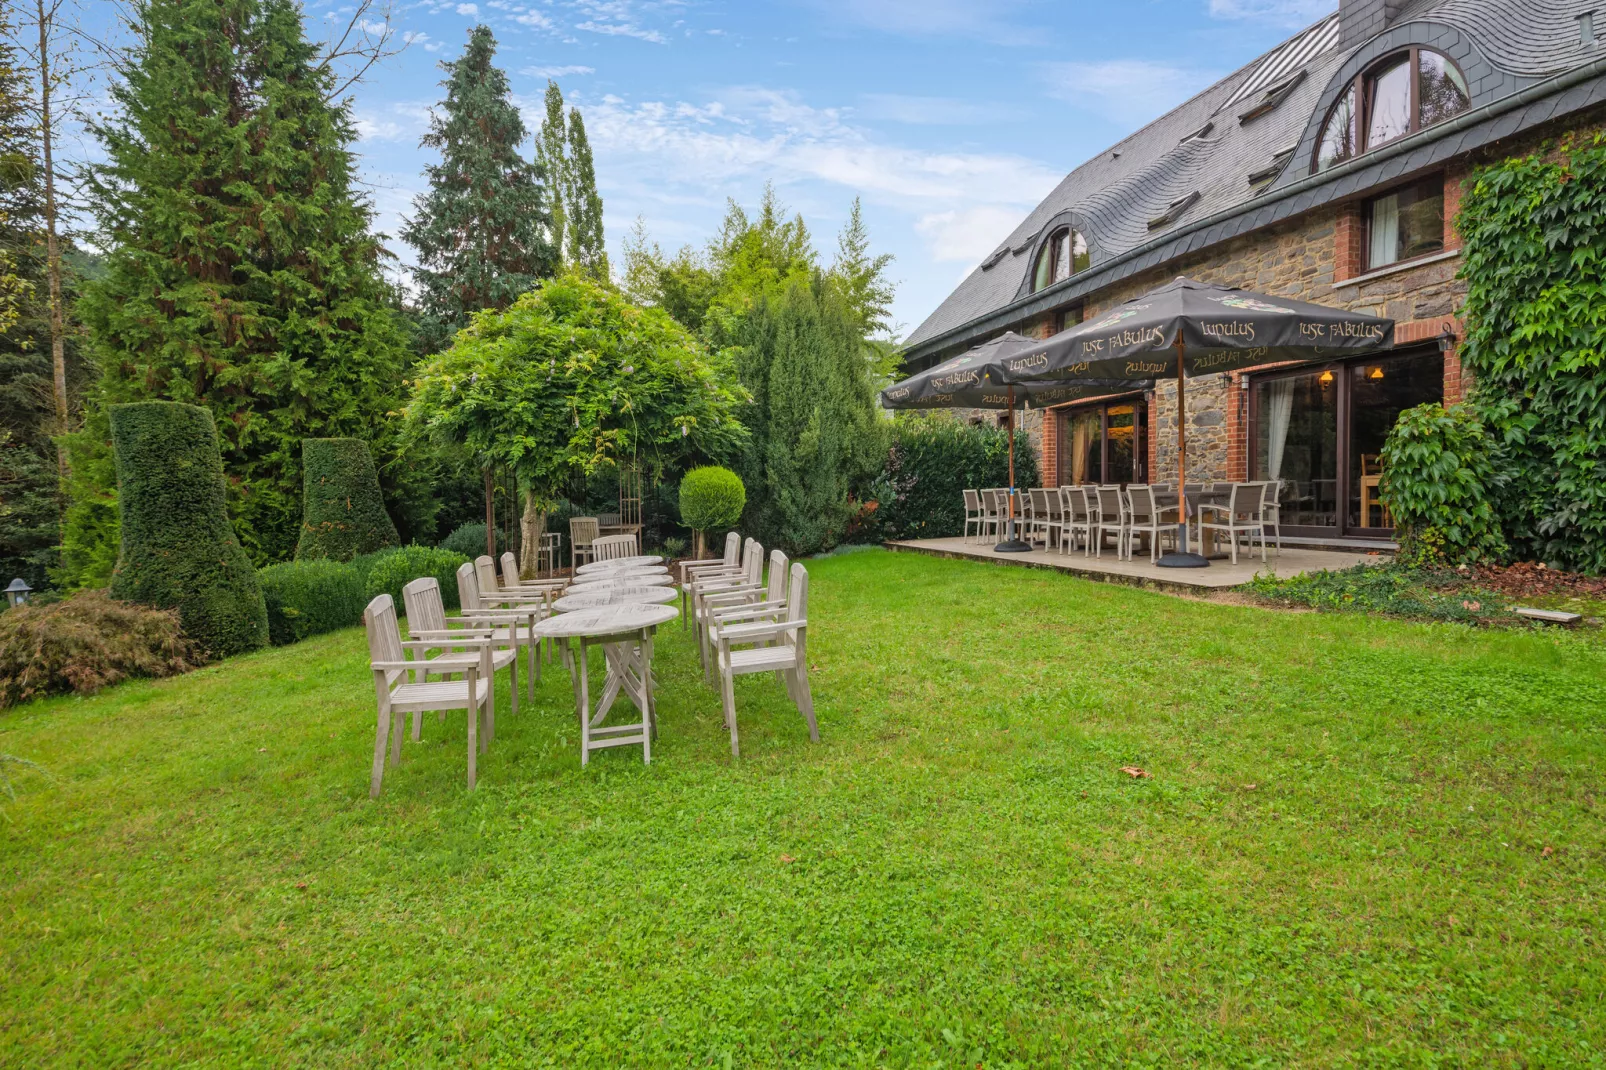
[1513,606,1583,625]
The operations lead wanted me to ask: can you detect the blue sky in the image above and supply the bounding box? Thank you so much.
[94,0,1339,338]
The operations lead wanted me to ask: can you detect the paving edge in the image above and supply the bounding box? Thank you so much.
[882,541,1249,595]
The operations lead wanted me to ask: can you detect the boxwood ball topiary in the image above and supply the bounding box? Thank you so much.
[108,402,269,658]
[294,438,400,561]
[679,466,745,532]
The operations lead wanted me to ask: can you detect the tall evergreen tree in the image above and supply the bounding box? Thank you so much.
[565,107,606,278]
[535,81,569,261]
[0,12,54,589]
[403,25,556,354]
[831,197,895,338]
[534,80,605,277]
[73,0,412,566]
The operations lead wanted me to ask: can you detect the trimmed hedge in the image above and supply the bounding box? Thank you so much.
[364,546,470,614]
[438,521,500,558]
[258,560,367,646]
[349,546,403,588]
[0,589,202,707]
[294,438,400,561]
[679,467,745,558]
[866,418,1040,541]
[108,402,268,658]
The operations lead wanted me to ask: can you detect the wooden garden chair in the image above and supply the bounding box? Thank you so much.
[699,547,785,682]
[713,563,819,758]
[592,533,638,561]
[570,517,600,569]
[692,538,763,676]
[364,594,493,798]
[457,562,548,684]
[402,577,521,735]
[677,531,742,629]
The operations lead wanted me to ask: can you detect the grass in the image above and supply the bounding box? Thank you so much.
[3,549,1604,1066]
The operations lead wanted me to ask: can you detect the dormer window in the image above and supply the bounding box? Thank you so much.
[1031,228,1088,292]
[1312,48,1469,173]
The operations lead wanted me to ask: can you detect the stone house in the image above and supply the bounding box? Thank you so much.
[901,0,1606,547]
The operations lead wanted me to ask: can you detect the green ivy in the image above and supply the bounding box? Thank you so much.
[1457,133,1606,573]
[1379,403,1507,565]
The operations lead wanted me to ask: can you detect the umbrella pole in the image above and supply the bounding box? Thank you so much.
[1157,337,1208,568]
[996,385,1032,553]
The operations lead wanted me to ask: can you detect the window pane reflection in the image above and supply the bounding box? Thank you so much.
[1254,370,1338,528]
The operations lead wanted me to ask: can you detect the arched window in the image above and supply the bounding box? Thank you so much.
[1031,227,1089,292]
[1312,48,1469,173]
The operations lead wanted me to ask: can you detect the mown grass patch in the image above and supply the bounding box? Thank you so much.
[2,549,1603,1065]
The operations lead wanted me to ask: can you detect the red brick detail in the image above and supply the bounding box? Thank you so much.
[1147,395,1158,481]
[1335,201,1366,282]
[1442,168,1465,253]
[1041,407,1059,486]
[1225,374,1250,480]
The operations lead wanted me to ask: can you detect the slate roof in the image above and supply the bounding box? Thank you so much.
[904,0,1605,361]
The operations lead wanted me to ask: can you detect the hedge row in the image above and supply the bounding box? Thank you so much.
[364,546,470,613]
[258,559,369,646]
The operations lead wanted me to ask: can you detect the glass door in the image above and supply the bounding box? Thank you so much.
[1251,347,1443,537]
[1252,368,1339,532]
[1059,399,1147,485]
[1347,350,1444,531]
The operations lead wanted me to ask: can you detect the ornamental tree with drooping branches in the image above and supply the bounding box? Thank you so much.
[403,270,749,575]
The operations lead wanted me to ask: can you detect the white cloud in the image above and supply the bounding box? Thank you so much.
[576,20,668,43]
[514,10,555,28]
[1208,0,1336,26]
[915,206,1027,264]
[569,86,1057,269]
[522,64,597,77]
[456,2,479,14]
[858,93,1017,126]
[1042,60,1221,126]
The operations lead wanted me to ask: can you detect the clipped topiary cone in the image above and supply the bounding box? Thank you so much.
[294,438,400,562]
[108,402,269,658]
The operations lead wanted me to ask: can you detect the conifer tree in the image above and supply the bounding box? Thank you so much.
[75,0,411,565]
[831,198,895,338]
[535,81,569,261]
[403,25,556,354]
[565,107,607,277]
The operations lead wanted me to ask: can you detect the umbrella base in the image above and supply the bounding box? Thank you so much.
[1157,551,1210,569]
[994,539,1034,553]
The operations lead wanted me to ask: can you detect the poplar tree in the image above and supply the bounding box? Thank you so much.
[403,25,556,354]
[535,80,606,277]
[75,0,411,565]
[565,108,607,277]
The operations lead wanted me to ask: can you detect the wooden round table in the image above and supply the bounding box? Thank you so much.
[532,602,679,766]
[566,571,673,592]
[553,585,678,612]
[575,555,664,575]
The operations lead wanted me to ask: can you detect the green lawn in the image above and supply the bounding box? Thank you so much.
[3,549,1604,1066]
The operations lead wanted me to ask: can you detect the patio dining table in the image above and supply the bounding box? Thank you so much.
[532,602,678,766]
[553,585,679,612]
[1152,488,1231,558]
[575,555,664,575]
[566,570,673,592]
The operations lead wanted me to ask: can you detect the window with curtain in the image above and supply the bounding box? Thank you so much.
[1366,175,1444,270]
[1031,227,1089,293]
[1313,48,1470,173]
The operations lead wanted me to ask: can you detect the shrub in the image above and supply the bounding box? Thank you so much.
[438,521,500,558]
[1380,403,1508,566]
[108,402,268,658]
[0,590,202,707]
[258,560,367,646]
[294,438,400,561]
[868,418,1039,541]
[364,546,470,613]
[349,546,403,588]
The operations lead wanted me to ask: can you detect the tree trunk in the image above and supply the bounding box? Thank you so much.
[693,529,705,560]
[483,467,495,558]
[520,489,549,579]
[37,0,68,479]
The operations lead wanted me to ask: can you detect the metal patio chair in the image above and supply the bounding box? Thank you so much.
[1093,485,1128,559]
[1198,482,1271,564]
[962,489,985,543]
[1124,484,1179,564]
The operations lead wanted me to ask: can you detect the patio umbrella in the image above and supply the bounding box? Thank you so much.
[1001,277,1394,567]
[881,332,1140,552]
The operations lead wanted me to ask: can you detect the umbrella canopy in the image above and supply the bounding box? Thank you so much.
[880,331,1139,411]
[999,277,1394,568]
[1001,276,1394,382]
